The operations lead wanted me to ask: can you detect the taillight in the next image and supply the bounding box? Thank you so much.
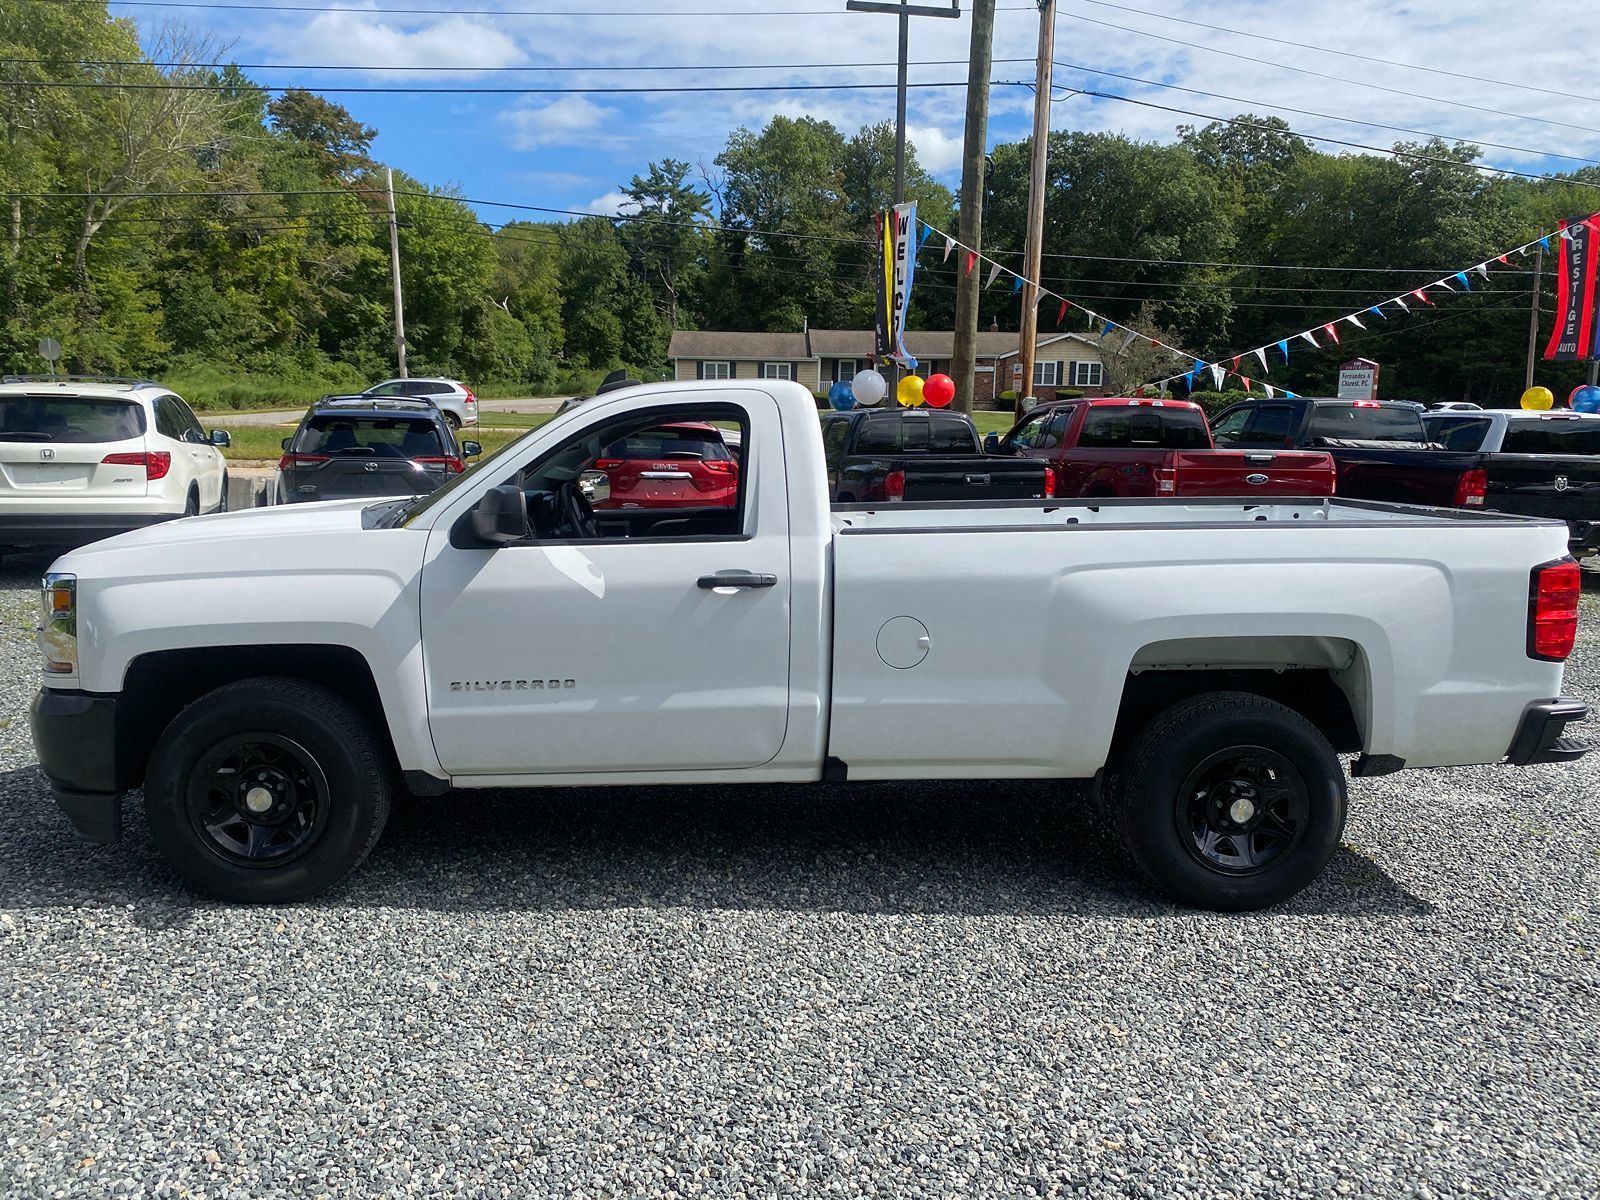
[693,460,738,492]
[413,455,466,474]
[1042,465,1056,498]
[1529,557,1581,661]
[277,452,330,470]
[464,388,475,404]
[885,469,906,501]
[1154,466,1177,495]
[1453,467,1487,507]
[101,451,171,480]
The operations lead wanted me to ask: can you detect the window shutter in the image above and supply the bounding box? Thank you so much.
[696,361,704,380]
[756,361,765,379]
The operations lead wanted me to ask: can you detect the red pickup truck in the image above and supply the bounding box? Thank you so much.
[985,398,1336,498]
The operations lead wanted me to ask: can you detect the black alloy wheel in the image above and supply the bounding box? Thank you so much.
[1176,747,1308,875]
[185,732,329,867]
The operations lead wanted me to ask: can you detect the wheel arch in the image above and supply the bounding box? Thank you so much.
[118,644,393,788]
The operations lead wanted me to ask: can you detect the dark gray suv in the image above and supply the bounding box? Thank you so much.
[276,395,480,504]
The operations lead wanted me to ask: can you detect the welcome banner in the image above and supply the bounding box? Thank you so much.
[875,202,918,370]
[1544,213,1600,361]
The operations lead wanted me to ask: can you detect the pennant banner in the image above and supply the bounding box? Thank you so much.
[875,202,919,371]
[985,261,1003,289]
[1544,212,1600,362]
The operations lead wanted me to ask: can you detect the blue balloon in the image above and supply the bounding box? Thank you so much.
[828,380,856,410]
[1573,385,1600,414]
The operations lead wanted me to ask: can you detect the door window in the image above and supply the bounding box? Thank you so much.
[1036,409,1071,449]
[853,419,901,454]
[929,416,978,452]
[1210,407,1250,446]
[152,397,185,440]
[1007,412,1054,449]
[170,395,207,443]
[1244,405,1295,445]
[821,418,850,470]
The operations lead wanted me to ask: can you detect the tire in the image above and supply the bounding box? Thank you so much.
[183,487,199,518]
[444,412,462,432]
[217,473,230,513]
[144,678,393,903]
[1107,691,1347,911]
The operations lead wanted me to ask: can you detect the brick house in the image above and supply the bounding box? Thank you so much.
[668,329,1108,407]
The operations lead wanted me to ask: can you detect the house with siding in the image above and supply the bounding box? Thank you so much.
[668,328,1107,406]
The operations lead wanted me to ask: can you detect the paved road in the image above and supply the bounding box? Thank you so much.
[205,396,572,426]
[1,561,1597,1198]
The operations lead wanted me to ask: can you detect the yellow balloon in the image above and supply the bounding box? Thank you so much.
[897,374,926,407]
[1520,386,1554,411]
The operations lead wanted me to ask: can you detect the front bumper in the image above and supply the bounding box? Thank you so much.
[0,511,176,548]
[1505,697,1590,766]
[28,688,128,843]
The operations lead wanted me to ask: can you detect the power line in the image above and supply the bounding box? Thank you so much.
[2,55,1036,72]
[1067,0,1600,109]
[1050,60,1600,168]
[8,76,1012,95]
[1057,9,1600,141]
[28,0,1039,15]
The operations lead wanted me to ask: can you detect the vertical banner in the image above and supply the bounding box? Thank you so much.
[1544,213,1600,361]
[875,202,919,371]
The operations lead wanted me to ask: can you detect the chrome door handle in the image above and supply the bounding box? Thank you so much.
[697,572,777,590]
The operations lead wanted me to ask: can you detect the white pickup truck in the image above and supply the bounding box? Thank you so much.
[29,380,1589,910]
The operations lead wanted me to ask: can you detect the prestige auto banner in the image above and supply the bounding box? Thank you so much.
[874,202,919,371]
[1543,212,1600,361]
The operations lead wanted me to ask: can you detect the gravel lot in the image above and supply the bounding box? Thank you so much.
[1,555,1597,1199]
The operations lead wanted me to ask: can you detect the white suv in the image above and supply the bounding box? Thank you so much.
[363,377,477,429]
[0,377,230,551]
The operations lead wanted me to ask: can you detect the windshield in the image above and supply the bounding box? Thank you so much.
[1307,404,1426,442]
[297,415,444,458]
[1079,406,1210,449]
[1501,422,1600,455]
[0,397,145,442]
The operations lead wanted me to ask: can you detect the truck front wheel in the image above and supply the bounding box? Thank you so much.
[1108,691,1347,911]
[144,678,393,902]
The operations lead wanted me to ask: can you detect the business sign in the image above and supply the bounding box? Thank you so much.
[1543,213,1600,361]
[1337,358,1380,400]
[874,201,919,372]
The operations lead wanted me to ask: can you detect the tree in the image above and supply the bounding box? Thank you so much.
[267,89,376,180]
[619,158,710,331]
[1095,303,1187,393]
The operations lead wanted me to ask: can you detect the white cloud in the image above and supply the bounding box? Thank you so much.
[501,96,623,151]
[264,11,524,71]
[906,124,965,173]
[581,190,635,216]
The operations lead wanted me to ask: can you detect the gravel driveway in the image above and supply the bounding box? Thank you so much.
[1,556,1596,1198]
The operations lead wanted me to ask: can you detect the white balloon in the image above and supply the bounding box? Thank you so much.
[852,369,887,406]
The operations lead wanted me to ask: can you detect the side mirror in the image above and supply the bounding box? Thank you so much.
[983,432,1000,453]
[210,429,231,448]
[280,437,292,451]
[470,484,531,545]
[461,440,482,457]
[579,469,610,505]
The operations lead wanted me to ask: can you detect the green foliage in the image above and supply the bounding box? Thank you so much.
[1185,388,1268,417]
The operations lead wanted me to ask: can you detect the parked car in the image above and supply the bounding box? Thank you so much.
[0,375,230,550]
[30,380,1588,912]
[823,408,1053,502]
[276,395,479,504]
[364,377,477,429]
[590,421,738,510]
[1431,401,1483,412]
[1422,408,1600,558]
[985,397,1336,498]
[1210,396,1488,508]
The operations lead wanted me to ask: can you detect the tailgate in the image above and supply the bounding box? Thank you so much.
[1484,455,1600,523]
[0,394,151,498]
[290,456,446,500]
[1173,449,1336,496]
[1328,448,1482,506]
[900,456,1051,501]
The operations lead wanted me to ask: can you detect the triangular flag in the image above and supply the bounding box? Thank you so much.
[1411,288,1432,305]
[1152,340,1163,349]
[1560,228,1573,241]
[1230,356,1241,375]
[1277,339,1290,361]
[964,250,976,276]
[1394,296,1410,312]
[1100,320,1115,337]
[1285,390,1299,399]
[1477,262,1492,277]
[1435,277,1455,292]
[1368,305,1387,319]
[1345,313,1365,330]
[1209,363,1226,389]
[1454,271,1471,290]
[1056,299,1069,327]
[916,225,934,252]
[1252,347,1269,374]
[1240,375,1252,391]
[1263,383,1276,399]
[1120,329,1139,351]
[943,235,955,262]
[1300,330,1319,348]
[985,261,1002,289]
[1011,275,1024,294]
[1322,323,1339,344]
[1540,236,1552,250]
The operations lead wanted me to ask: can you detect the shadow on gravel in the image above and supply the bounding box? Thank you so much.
[0,768,1431,920]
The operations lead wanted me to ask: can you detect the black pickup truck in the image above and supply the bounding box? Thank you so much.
[1423,409,1600,557]
[1211,397,1488,508]
[820,408,1053,503]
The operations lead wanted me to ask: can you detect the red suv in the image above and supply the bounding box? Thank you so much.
[592,422,738,510]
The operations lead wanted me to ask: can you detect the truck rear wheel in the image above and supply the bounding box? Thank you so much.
[144,678,392,902]
[1108,691,1346,911]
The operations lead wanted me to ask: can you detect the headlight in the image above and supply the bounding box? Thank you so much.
[40,573,77,676]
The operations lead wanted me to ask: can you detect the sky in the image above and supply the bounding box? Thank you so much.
[114,0,1600,224]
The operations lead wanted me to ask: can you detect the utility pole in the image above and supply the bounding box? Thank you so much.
[385,166,408,379]
[951,0,995,414]
[1525,240,1542,392]
[1015,0,1055,419]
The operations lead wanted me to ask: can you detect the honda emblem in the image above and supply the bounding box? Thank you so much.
[39,448,54,460]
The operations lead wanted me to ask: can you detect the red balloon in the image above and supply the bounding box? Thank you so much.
[924,373,956,408]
